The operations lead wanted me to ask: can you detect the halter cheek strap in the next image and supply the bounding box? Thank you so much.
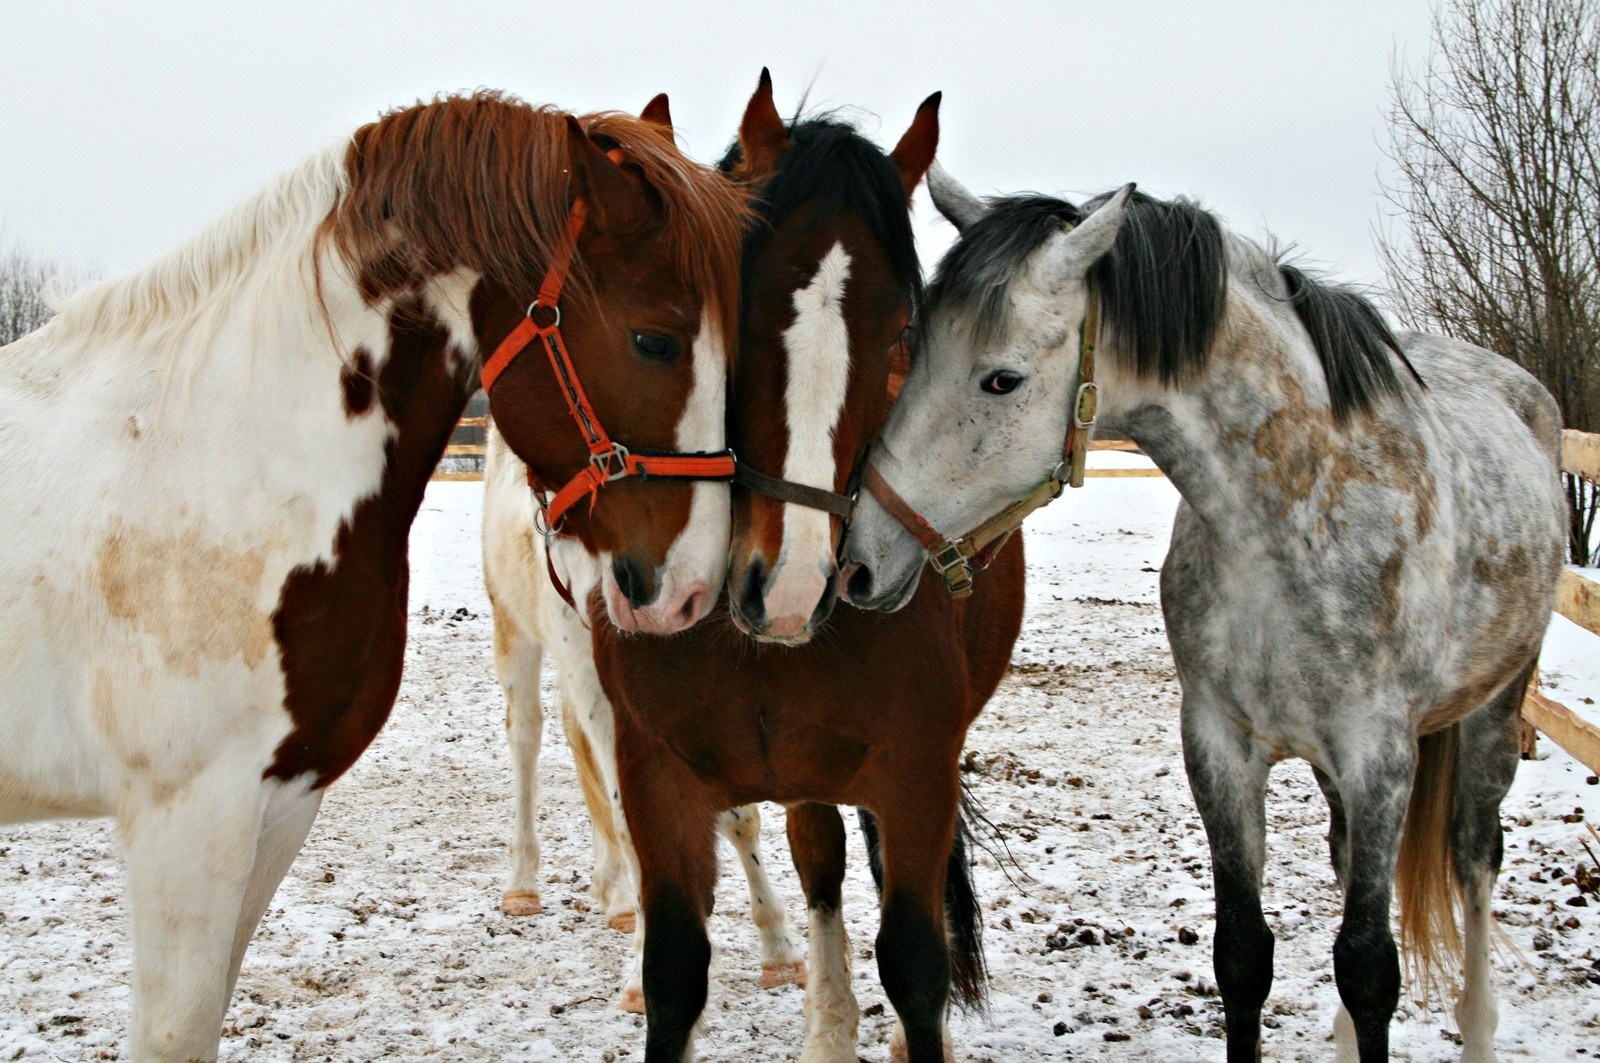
[862,287,1101,599]
[481,149,736,610]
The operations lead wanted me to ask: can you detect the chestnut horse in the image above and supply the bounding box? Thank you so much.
[843,171,1566,1062]
[589,87,1029,1063]
[480,94,806,1003]
[0,92,745,1061]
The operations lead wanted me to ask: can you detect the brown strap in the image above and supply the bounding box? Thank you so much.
[734,464,854,517]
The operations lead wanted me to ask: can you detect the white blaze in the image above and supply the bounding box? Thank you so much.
[765,242,852,631]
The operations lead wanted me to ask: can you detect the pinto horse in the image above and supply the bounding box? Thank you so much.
[586,86,1030,1063]
[0,92,745,1061]
[843,170,1567,1062]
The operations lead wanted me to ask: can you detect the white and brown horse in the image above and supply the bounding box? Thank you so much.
[843,171,1567,1063]
[0,92,745,1061]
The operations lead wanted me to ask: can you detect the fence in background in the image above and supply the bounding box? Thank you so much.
[1523,429,1600,773]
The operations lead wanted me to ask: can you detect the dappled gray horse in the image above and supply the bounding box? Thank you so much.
[842,168,1566,1063]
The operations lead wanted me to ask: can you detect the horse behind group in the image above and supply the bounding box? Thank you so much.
[844,170,1565,1062]
[0,92,746,1061]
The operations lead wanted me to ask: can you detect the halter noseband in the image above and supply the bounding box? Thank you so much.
[480,148,737,608]
[861,287,1101,599]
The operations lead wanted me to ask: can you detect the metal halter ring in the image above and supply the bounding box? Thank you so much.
[532,501,565,540]
[527,301,562,330]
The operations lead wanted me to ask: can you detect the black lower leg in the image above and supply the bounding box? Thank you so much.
[877,888,949,1063]
[1332,886,1401,1062]
[642,884,711,1062]
[1213,881,1274,1062]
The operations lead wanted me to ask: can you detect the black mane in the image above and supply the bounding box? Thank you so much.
[719,116,922,318]
[927,190,1416,421]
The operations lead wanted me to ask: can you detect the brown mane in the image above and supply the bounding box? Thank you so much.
[326,91,747,353]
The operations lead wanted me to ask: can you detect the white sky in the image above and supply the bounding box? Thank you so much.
[1,0,1435,290]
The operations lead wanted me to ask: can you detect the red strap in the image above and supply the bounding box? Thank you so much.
[481,317,540,395]
[545,538,579,612]
[862,463,950,553]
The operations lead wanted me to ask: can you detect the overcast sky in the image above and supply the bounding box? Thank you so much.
[1,0,1435,291]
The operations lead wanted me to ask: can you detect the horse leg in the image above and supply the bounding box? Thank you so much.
[225,783,324,994]
[719,803,805,987]
[121,766,278,1061]
[1183,704,1274,1063]
[1450,669,1527,1063]
[565,694,635,930]
[559,657,649,1010]
[1325,749,1413,1062]
[786,802,857,1062]
[494,600,545,916]
[872,781,957,1063]
[618,747,718,1063]
[1312,765,1364,1060]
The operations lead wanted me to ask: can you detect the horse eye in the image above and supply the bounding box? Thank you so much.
[630,330,680,364]
[980,370,1024,395]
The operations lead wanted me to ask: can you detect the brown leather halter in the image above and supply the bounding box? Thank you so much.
[861,288,1102,598]
[480,149,737,607]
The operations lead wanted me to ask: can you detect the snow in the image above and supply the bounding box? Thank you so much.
[3,473,1598,1061]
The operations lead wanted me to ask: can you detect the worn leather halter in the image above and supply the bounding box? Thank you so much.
[480,148,737,608]
[862,288,1101,598]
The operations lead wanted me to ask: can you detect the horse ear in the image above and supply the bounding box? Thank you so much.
[736,68,789,181]
[888,92,941,201]
[564,115,654,234]
[640,93,673,132]
[928,162,985,232]
[1042,183,1136,288]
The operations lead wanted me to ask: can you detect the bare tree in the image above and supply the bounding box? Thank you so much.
[0,228,92,347]
[1380,0,1600,564]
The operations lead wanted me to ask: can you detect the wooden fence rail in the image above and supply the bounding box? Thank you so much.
[428,419,1600,771]
[1523,429,1600,773]
[430,429,1162,482]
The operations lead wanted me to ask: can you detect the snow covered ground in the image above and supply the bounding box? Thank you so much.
[3,468,1598,1061]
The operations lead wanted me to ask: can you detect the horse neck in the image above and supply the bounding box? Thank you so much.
[1101,285,1342,542]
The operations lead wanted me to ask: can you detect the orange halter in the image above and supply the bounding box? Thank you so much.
[481,150,736,607]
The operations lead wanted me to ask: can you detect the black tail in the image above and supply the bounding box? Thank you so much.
[856,801,988,1013]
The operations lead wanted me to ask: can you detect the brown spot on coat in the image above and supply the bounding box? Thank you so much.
[1251,371,1436,539]
[341,346,375,417]
[268,302,474,787]
[97,523,274,677]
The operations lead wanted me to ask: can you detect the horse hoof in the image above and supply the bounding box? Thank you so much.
[761,960,807,989]
[500,891,541,916]
[618,986,646,1014]
[607,910,637,934]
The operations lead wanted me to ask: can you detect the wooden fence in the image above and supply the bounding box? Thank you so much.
[429,428,1162,483]
[1523,429,1600,773]
[430,418,1600,770]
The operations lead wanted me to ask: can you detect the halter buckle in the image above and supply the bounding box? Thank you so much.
[1074,381,1099,429]
[590,442,632,483]
[927,540,975,598]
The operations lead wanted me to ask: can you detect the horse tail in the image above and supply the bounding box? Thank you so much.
[945,792,989,1013]
[1395,723,1464,999]
[853,802,989,1014]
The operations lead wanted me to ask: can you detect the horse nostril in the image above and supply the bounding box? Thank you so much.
[611,557,653,609]
[847,562,875,603]
[738,559,767,629]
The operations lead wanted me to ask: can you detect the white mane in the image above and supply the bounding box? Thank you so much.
[38,140,353,364]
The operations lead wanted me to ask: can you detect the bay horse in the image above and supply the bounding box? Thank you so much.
[0,91,746,1061]
[587,86,1030,1063]
[842,169,1567,1062]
